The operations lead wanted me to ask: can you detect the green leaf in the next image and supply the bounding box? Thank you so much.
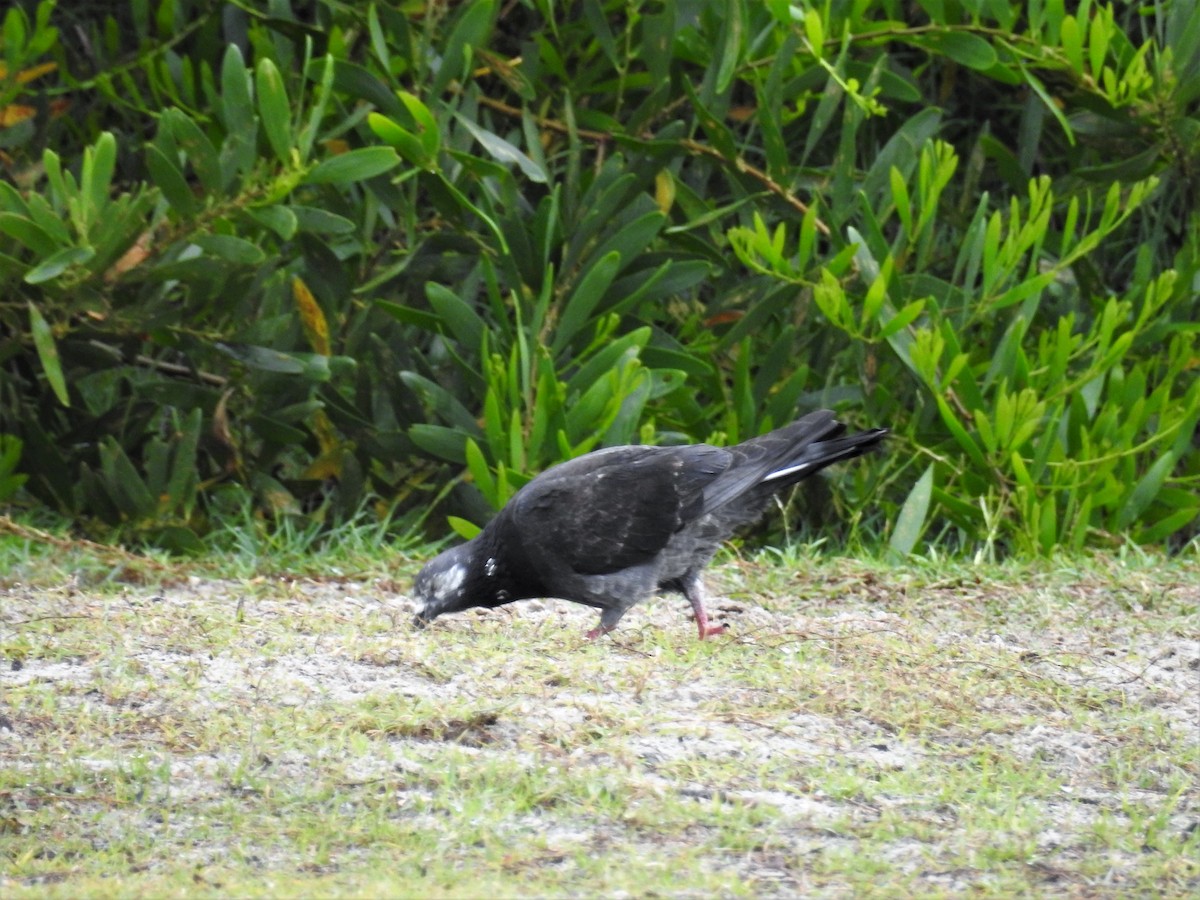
[464,437,497,508]
[220,44,255,137]
[399,91,442,161]
[400,371,479,432]
[409,424,468,464]
[290,205,356,234]
[81,132,116,226]
[28,303,70,407]
[165,407,202,513]
[447,515,482,540]
[455,115,546,183]
[1137,506,1200,545]
[889,463,933,559]
[99,437,156,519]
[216,343,331,380]
[426,282,485,350]
[879,298,926,339]
[714,0,744,93]
[0,211,59,255]
[431,0,495,96]
[145,144,200,217]
[553,251,621,353]
[193,234,265,264]
[256,58,292,164]
[1115,452,1177,531]
[936,395,988,471]
[589,211,665,272]
[374,299,442,332]
[244,205,298,240]
[306,147,401,185]
[368,112,430,168]
[164,109,222,194]
[907,32,998,70]
[24,246,94,284]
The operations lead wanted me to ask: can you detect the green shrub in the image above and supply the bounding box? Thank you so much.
[0,0,1196,553]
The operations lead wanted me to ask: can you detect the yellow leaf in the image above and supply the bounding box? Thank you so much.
[654,169,675,214]
[300,410,345,480]
[292,276,331,356]
[0,61,57,84]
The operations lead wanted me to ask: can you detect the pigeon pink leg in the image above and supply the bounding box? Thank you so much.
[686,584,725,640]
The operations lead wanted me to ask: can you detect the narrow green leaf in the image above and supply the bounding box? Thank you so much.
[290,205,356,234]
[409,424,468,464]
[220,44,254,136]
[714,0,744,93]
[299,55,337,161]
[24,246,94,284]
[399,371,478,432]
[368,112,430,168]
[193,234,265,264]
[936,395,988,471]
[165,407,202,512]
[399,91,442,161]
[28,303,70,406]
[0,211,59,255]
[164,109,222,194]
[879,298,926,339]
[145,143,200,217]
[81,132,116,226]
[244,205,298,240]
[1137,506,1200,545]
[1017,60,1075,144]
[374,299,441,332]
[447,515,482,540]
[256,58,292,164]
[98,438,155,519]
[588,211,665,273]
[455,115,546,183]
[426,282,485,350]
[1038,494,1058,554]
[464,437,497,507]
[1115,452,1177,530]
[431,0,494,96]
[305,147,401,185]
[889,463,934,559]
[553,251,621,353]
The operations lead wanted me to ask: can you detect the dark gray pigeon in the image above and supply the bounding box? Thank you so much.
[412,410,887,639]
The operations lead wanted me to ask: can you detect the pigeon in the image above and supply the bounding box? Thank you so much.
[412,410,887,640]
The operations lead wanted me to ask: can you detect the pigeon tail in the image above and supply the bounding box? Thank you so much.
[763,427,889,486]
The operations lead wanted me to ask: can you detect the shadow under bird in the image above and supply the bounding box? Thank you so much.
[412,410,887,640]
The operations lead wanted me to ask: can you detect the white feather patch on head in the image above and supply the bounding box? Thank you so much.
[431,563,466,598]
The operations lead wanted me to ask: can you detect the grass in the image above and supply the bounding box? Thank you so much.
[1,517,1197,897]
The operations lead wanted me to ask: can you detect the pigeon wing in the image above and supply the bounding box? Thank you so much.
[511,445,729,576]
[698,410,843,516]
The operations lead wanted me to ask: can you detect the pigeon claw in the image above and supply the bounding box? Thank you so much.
[696,622,726,640]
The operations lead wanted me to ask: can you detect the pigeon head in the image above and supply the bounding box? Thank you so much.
[412,529,531,628]
[411,542,477,627]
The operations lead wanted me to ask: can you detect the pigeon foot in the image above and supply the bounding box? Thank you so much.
[696,621,726,640]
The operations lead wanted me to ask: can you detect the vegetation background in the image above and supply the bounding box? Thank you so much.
[0,0,1197,558]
